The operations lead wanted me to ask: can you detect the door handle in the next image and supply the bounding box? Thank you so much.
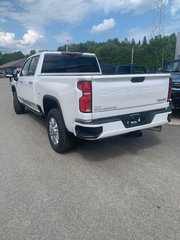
[29,81,33,85]
[19,80,23,84]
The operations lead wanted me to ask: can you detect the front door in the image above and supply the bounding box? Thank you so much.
[17,55,40,111]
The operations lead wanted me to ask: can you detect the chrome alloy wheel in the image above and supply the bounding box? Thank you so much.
[49,117,59,145]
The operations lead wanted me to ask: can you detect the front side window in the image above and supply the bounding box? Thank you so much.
[20,58,32,76]
[28,56,40,76]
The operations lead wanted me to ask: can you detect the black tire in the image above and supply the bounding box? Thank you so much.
[13,91,25,114]
[47,108,75,153]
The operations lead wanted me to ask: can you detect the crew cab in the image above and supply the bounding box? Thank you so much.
[162,59,180,108]
[8,51,171,153]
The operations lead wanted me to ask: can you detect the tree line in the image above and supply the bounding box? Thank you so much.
[58,34,176,71]
[0,50,36,66]
[0,34,176,71]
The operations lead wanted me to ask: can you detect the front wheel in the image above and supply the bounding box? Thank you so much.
[47,108,75,153]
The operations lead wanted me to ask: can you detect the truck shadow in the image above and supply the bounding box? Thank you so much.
[26,109,47,128]
[172,109,180,118]
[76,131,162,162]
[25,109,162,162]
[169,109,180,126]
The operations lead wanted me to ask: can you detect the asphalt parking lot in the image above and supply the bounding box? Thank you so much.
[0,78,180,240]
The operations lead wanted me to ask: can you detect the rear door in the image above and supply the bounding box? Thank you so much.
[92,74,170,119]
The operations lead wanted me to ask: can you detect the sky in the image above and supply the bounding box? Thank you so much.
[0,0,180,53]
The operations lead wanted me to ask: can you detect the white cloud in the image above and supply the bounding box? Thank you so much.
[55,32,72,44]
[94,0,154,14]
[0,0,155,32]
[0,29,44,53]
[91,18,116,34]
[19,0,37,3]
[21,29,44,45]
[0,1,13,22]
[8,0,94,31]
[0,0,177,53]
[171,0,180,17]
[0,32,15,46]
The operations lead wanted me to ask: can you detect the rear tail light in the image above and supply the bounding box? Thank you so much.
[77,81,92,113]
[168,77,172,102]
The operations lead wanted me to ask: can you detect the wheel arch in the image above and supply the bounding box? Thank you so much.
[43,95,63,118]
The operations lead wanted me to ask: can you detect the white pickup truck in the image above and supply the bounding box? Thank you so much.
[8,51,171,153]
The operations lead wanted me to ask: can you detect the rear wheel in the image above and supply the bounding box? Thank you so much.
[13,91,25,114]
[47,108,75,153]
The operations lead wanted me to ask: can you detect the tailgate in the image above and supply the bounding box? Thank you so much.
[92,74,170,119]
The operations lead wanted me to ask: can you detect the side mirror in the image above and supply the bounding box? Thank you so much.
[13,72,19,81]
[6,73,19,82]
[6,74,14,82]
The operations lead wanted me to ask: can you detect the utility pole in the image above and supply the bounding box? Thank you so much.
[152,0,167,68]
[66,40,69,52]
[152,0,166,37]
[131,46,135,64]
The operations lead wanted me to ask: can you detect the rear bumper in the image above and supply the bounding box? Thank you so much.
[73,108,171,140]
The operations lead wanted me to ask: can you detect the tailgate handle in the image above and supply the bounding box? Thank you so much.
[131,77,145,83]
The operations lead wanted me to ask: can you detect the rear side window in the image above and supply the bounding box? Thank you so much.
[41,54,100,73]
[132,66,147,74]
[117,66,131,74]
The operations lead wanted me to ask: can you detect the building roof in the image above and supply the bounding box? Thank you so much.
[0,58,26,69]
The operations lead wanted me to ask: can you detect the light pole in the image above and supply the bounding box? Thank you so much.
[161,48,164,68]
[131,46,135,64]
[66,39,69,52]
